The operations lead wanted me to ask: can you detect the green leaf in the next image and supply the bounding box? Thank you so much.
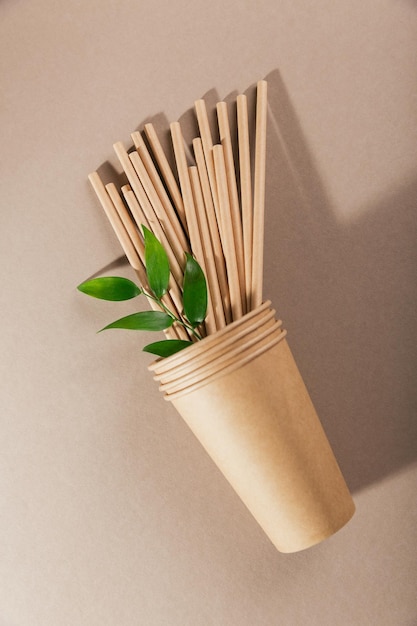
[99,311,173,332]
[77,276,141,301]
[143,339,193,357]
[183,253,207,327]
[143,226,170,298]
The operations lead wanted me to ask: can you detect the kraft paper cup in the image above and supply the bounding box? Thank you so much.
[150,304,355,553]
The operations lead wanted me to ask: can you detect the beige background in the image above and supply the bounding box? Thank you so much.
[1,1,417,624]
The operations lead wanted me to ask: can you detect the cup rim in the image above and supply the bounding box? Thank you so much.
[159,319,283,394]
[153,309,277,383]
[148,300,273,375]
[164,328,287,401]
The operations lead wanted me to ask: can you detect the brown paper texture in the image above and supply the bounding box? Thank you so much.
[169,338,355,553]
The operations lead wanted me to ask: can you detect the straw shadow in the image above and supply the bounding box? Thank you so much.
[134,112,178,175]
[176,88,222,164]
[263,68,417,492]
[96,160,128,188]
[85,255,129,280]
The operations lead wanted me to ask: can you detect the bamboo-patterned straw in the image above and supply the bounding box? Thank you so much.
[143,123,187,232]
[251,80,268,309]
[237,94,253,312]
[217,100,246,314]
[212,144,243,321]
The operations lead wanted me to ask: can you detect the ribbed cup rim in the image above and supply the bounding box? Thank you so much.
[159,319,283,394]
[153,308,277,384]
[164,327,287,401]
[148,301,273,375]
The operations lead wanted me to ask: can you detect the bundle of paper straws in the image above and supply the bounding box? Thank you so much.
[88,80,268,341]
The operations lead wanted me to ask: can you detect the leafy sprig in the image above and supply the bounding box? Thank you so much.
[77,226,208,357]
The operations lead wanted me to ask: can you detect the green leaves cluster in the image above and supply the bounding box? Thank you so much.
[77,226,208,357]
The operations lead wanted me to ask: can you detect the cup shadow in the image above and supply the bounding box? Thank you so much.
[263,68,417,492]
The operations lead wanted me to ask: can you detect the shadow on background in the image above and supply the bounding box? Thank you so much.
[94,68,417,495]
[263,68,417,492]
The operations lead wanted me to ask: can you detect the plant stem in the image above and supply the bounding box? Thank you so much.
[143,290,203,341]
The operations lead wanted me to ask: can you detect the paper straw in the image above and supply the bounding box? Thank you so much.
[169,123,206,269]
[217,100,246,314]
[212,144,243,321]
[120,184,186,330]
[193,138,231,324]
[88,172,142,273]
[237,94,253,312]
[169,122,199,248]
[251,80,268,309]
[105,183,145,263]
[143,123,187,232]
[120,183,178,288]
[194,99,220,220]
[169,121,210,336]
[189,165,226,332]
[186,168,216,335]
[107,183,188,340]
[113,141,184,289]
[121,184,150,236]
[129,148,186,267]
[88,173,178,339]
[131,131,189,253]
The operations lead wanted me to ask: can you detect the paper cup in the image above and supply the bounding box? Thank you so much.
[150,304,355,553]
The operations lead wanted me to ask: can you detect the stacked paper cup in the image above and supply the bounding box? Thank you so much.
[150,303,355,553]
